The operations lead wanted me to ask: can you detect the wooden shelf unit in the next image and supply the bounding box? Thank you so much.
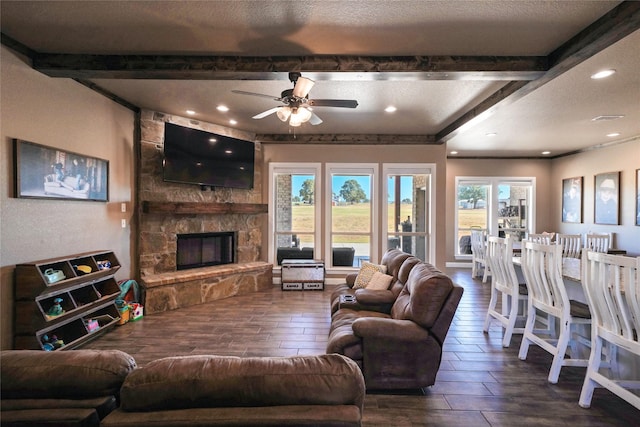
[14,250,122,351]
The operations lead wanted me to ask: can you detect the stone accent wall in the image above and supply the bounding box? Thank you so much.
[137,110,272,313]
[139,110,264,276]
[275,174,293,248]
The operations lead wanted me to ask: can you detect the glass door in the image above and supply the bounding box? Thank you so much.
[496,182,532,241]
[384,166,432,262]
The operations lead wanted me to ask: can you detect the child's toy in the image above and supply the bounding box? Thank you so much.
[41,334,64,351]
[118,279,140,304]
[85,319,100,332]
[47,298,65,316]
[130,303,144,321]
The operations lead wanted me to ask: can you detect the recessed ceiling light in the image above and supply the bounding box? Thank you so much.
[606,132,621,137]
[186,110,196,115]
[592,115,624,121]
[591,69,616,79]
[385,106,397,113]
[217,105,229,112]
[542,151,551,155]
[225,150,233,154]
[209,138,217,143]
[485,132,497,137]
[450,151,458,155]
[229,119,237,125]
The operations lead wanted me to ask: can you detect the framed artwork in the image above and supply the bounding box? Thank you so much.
[594,171,620,225]
[636,169,640,226]
[13,139,109,202]
[562,177,582,223]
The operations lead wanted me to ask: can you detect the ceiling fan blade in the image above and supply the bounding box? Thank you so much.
[308,112,323,126]
[307,99,358,108]
[232,90,282,101]
[252,107,281,119]
[292,76,315,98]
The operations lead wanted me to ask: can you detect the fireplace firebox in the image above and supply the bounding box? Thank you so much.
[176,232,236,270]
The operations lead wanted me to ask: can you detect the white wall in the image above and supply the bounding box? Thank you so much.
[551,139,640,255]
[0,46,136,349]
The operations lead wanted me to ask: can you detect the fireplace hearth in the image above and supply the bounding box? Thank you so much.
[176,232,236,270]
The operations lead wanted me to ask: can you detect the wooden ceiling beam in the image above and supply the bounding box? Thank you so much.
[436,1,640,144]
[255,134,438,145]
[30,54,546,81]
[4,2,637,145]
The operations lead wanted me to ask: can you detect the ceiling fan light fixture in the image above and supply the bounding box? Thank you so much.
[288,107,313,127]
[294,107,312,122]
[233,72,356,127]
[292,77,315,98]
[276,107,292,122]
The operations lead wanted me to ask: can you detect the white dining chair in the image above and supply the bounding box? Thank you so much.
[579,250,640,409]
[585,233,611,253]
[556,233,582,259]
[483,236,527,347]
[518,241,591,384]
[527,233,554,244]
[470,229,490,283]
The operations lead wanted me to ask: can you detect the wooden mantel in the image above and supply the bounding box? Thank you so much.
[142,201,268,215]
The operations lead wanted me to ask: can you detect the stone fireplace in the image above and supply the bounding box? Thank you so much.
[137,110,272,314]
[176,231,236,270]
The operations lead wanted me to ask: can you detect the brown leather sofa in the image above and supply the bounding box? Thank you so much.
[329,249,417,315]
[327,250,463,390]
[101,353,365,427]
[1,351,365,427]
[0,349,136,427]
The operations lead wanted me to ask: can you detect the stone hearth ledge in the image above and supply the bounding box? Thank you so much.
[140,262,273,314]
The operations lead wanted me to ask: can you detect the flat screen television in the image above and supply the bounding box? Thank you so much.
[163,123,255,189]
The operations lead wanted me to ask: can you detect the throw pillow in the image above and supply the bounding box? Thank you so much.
[365,272,393,290]
[353,262,387,289]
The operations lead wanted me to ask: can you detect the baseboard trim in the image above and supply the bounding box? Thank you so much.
[446,262,472,268]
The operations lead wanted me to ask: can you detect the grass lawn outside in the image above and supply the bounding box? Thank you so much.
[290,204,487,245]
[290,203,414,245]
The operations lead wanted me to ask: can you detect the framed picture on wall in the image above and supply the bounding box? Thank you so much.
[636,169,640,226]
[562,177,582,223]
[13,139,109,202]
[594,171,620,225]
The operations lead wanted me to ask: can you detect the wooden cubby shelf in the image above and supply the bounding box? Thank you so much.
[142,201,268,215]
[14,250,122,351]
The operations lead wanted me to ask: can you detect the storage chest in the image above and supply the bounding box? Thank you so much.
[281,259,325,291]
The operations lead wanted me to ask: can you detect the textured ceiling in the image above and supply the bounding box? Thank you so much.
[1,0,638,157]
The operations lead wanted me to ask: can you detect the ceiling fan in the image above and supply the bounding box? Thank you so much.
[232,72,358,127]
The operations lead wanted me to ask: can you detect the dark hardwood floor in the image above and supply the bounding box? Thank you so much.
[84,268,638,426]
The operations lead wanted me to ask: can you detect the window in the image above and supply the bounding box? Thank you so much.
[326,164,378,267]
[383,164,434,263]
[269,163,321,265]
[455,177,535,257]
[496,182,532,241]
[456,180,490,257]
[269,162,435,270]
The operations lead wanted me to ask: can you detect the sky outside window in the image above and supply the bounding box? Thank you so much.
[291,175,413,202]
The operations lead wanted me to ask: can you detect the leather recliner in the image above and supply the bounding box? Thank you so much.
[327,253,463,390]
